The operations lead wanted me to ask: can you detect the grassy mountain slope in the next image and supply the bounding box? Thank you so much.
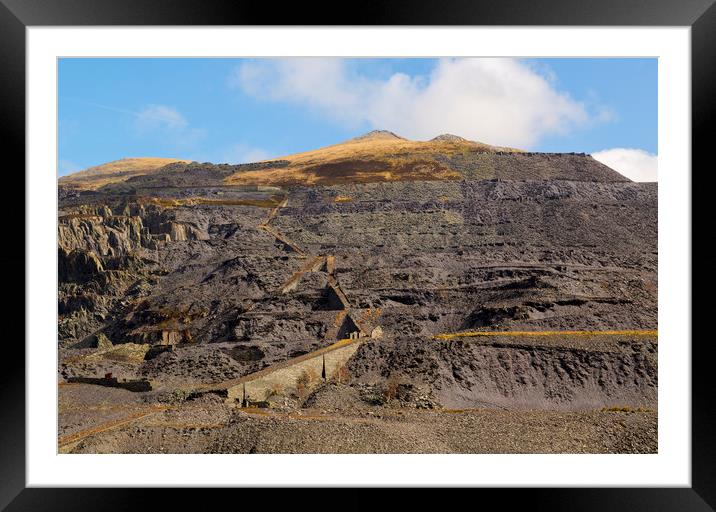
[223,130,524,187]
[59,157,190,190]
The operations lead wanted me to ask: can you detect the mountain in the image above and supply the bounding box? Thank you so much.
[56,130,656,454]
[59,131,629,193]
[220,131,629,186]
[58,157,190,191]
[222,130,524,186]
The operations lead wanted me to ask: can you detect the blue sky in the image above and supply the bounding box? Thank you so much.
[58,58,657,180]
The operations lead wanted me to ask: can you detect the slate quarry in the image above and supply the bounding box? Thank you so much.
[57,133,657,453]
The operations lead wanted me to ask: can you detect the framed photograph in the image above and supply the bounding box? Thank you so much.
[5,0,712,507]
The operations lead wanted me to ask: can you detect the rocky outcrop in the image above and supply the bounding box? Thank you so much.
[167,222,204,242]
[58,215,145,258]
[58,248,104,283]
[58,204,209,266]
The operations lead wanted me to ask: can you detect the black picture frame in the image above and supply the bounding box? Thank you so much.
[3,0,712,509]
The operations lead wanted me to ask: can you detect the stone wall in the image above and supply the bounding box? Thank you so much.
[225,339,364,403]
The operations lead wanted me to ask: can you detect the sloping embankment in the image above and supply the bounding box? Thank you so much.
[348,333,657,410]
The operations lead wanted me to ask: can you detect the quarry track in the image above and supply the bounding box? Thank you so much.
[258,197,307,256]
[58,404,168,451]
[259,193,352,305]
[433,329,658,340]
[258,223,306,256]
[280,255,326,293]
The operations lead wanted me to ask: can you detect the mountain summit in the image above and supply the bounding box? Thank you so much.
[431,134,469,143]
[350,129,405,142]
[59,132,630,191]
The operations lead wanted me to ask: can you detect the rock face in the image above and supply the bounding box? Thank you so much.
[59,248,104,283]
[57,132,657,410]
[58,215,145,257]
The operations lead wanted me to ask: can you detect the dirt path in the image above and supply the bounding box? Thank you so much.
[58,404,168,452]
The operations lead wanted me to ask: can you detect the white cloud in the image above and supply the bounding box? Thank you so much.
[592,148,658,182]
[135,104,188,131]
[222,143,272,164]
[231,58,595,149]
[133,104,204,151]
